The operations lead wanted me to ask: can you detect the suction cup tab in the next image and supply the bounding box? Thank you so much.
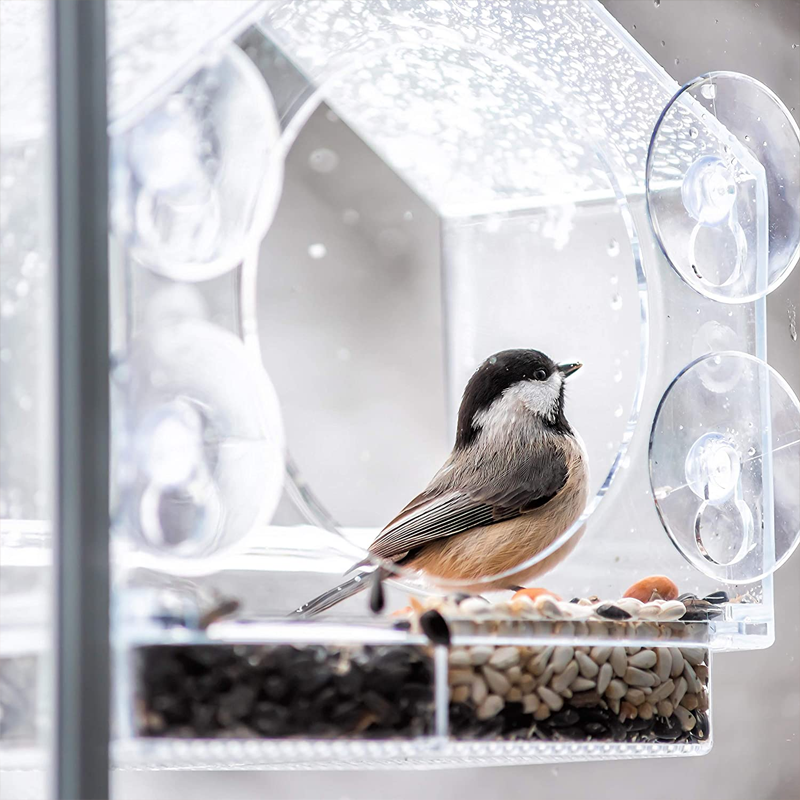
[650,352,800,583]
[647,72,800,303]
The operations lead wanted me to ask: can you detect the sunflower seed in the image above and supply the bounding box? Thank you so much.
[655,648,672,683]
[575,651,599,678]
[551,646,575,673]
[482,666,511,696]
[628,649,657,669]
[596,662,613,695]
[624,667,656,687]
[489,646,521,670]
[610,648,628,678]
[537,686,564,711]
[476,694,505,720]
[673,704,696,731]
[551,660,579,694]
[590,646,612,665]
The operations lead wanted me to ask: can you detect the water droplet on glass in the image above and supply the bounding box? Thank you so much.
[342,208,360,225]
[610,274,619,286]
[613,370,623,383]
[747,447,756,457]
[788,303,798,341]
[403,210,414,222]
[325,108,340,122]
[336,347,351,361]
[308,148,339,173]
[689,127,698,139]
[660,40,666,47]
[744,134,750,142]
[701,83,717,100]
[610,294,622,311]
[674,58,680,66]
[607,238,620,257]
[308,243,327,259]
[614,405,624,418]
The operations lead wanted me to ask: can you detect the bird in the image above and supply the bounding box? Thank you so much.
[290,349,588,617]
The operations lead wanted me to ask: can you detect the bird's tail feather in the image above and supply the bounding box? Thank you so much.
[288,571,370,618]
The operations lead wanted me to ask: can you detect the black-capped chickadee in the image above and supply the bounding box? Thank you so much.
[291,349,588,617]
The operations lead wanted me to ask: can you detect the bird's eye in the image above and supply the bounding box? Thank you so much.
[533,369,548,381]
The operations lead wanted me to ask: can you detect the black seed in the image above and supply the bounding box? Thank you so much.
[583,722,608,737]
[627,715,655,733]
[549,708,580,728]
[392,619,412,631]
[692,711,710,740]
[369,571,385,614]
[596,603,632,620]
[703,590,729,604]
[608,719,628,741]
[251,701,291,736]
[569,597,581,604]
[220,684,256,720]
[570,690,602,708]
[555,725,587,740]
[653,714,683,740]
[419,609,451,645]
[261,674,289,702]
[335,664,364,696]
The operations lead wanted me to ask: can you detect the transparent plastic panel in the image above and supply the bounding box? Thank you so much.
[647,72,800,303]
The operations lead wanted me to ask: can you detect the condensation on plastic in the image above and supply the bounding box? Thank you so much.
[258,0,700,211]
[650,352,800,583]
[647,72,800,303]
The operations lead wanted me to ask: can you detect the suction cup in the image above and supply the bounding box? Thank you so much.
[650,352,800,583]
[647,72,800,303]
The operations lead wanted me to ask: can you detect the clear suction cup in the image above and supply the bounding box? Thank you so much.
[646,72,800,303]
[650,352,800,583]
[113,47,283,281]
[112,320,285,560]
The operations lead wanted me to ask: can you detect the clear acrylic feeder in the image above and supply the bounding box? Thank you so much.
[1,0,799,776]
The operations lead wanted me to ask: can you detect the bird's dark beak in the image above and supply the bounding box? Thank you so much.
[558,362,582,378]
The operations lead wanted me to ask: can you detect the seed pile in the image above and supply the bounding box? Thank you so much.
[404,589,726,625]
[448,643,709,743]
[137,644,434,739]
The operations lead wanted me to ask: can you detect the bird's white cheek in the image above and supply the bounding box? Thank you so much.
[515,375,562,419]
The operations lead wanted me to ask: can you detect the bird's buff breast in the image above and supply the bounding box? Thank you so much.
[409,443,589,592]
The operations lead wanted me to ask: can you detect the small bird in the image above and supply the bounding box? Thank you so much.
[291,349,588,617]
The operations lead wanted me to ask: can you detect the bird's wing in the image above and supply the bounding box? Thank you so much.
[368,444,569,562]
